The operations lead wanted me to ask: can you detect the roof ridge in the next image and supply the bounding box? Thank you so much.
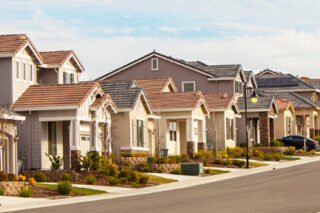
[40,50,73,53]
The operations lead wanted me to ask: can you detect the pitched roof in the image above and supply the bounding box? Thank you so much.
[237,96,277,113]
[40,50,85,72]
[98,80,151,112]
[11,82,101,110]
[0,34,42,63]
[275,99,294,112]
[203,94,234,111]
[135,77,177,94]
[90,93,117,112]
[300,77,320,90]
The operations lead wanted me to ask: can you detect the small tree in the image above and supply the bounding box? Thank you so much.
[46,153,64,170]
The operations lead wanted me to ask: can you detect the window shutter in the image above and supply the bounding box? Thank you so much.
[71,73,74,84]
[226,118,230,139]
[132,119,137,146]
[63,72,67,84]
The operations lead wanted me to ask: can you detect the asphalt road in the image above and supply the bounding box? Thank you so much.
[15,161,320,213]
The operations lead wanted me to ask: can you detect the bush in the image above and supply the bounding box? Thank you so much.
[120,152,147,157]
[46,153,64,170]
[239,143,246,147]
[203,168,213,174]
[123,161,131,167]
[270,139,284,147]
[142,166,151,172]
[165,158,177,164]
[19,186,32,197]
[0,186,5,195]
[16,174,26,182]
[89,152,101,170]
[0,171,8,182]
[262,154,273,161]
[118,169,132,179]
[130,171,138,182]
[272,153,281,161]
[254,144,263,147]
[120,178,128,184]
[232,160,245,168]
[8,173,16,181]
[100,156,111,175]
[314,135,320,142]
[168,155,182,163]
[139,175,150,185]
[86,174,96,185]
[171,168,182,175]
[34,172,47,182]
[109,164,119,177]
[222,159,231,166]
[155,157,166,164]
[57,181,72,195]
[181,154,190,163]
[108,177,119,185]
[284,147,296,156]
[157,168,164,173]
[61,173,72,181]
[80,153,94,171]
[28,178,36,186]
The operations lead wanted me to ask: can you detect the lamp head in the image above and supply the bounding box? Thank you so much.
[251,90,258,104]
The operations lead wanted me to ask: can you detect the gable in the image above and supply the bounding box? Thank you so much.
[15,44,42,64]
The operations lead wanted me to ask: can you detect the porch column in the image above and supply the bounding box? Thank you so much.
[92,121,101,153]
[197,119,206,151]
[9,136,15,174]
[70,119,81,170]
[186,118,195,157]
[259,112,270,146]
[0,146,2,171]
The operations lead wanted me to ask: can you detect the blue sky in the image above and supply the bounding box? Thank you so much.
[1,0,320,80]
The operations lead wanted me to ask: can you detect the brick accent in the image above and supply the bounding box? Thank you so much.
[187,141,195,157]
[269,118,275,141]
[259,112,270,146]
[0,182,26,196]
[310,128,315,139]
[197,142,206,151]
[71,150,81,170]
[152,164,180,174]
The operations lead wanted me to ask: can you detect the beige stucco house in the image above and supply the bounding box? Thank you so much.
[274,99,295,139]
[11,82,117,170]
[204,94,241,150]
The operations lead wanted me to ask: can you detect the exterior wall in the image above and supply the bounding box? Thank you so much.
[112,112,130,153]
[274,110,294,139]
[0,57,13,106]
[41,68,58,84]
[294,91,317,101]
[106,56,235,96]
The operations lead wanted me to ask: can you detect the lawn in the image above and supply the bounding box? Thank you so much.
[37,184,107,195]
[210,169,230,175]
[245,161,268,167]
[281,156,300,161]
[142,174,177,184]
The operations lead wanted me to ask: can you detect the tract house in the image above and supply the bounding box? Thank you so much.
[11,82,117,170]
[274,99,295,139]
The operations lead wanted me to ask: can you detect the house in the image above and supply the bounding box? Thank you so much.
[274,99,295,139]
[0,108,25,174]
[135,78,210,156]
[204,94,240,150]
[98,80,156,155]
[11,82,117,170]
[96,51,247,98]
[237,96,278,146]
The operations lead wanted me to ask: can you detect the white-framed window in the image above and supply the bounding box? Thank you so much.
[169,120,177,141]
[63,72,75,84]
[151,58,159,71]
[182,81,195,92]
[235,81,243,95]
[16,61,20,79]
[137,119,144,147]
[29,64,33,82]
[226,118,234,140]
[22,63,26,81]
[194,121,198,136]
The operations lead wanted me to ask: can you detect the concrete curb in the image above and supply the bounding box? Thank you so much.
[1,156,320,212]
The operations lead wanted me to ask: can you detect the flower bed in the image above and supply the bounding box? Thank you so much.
[152,163,181,174]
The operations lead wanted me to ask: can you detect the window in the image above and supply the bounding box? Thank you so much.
[137,120,144,147]
[63,72,75,84]
[37,70,42,84]
[286,117,291,135]
[246,87,253,97]
[169,121,177,141]
[23,63,26,81]
[296,116,302,135]
[248,119,254,140]
[235,81,243,95]
[16,62,20,79]
[48,122,57,155]
[194,121,198,136]
[151,58,158,71]
[182,82,195,92]
[226,118,234,140]
[29,64,33,82]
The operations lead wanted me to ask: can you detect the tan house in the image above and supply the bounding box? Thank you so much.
[0,108,25,174]
[11,82,117,170]
[204,94,240,150]
[274,99,295,139]
[98,80,156,155]
[135,78,210,156]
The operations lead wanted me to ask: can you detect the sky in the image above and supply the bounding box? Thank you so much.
[1,0,320,80]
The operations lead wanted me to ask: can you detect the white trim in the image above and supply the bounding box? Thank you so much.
[147,114,161,119]
[39,116,77,122]
[22,62,27,82]
[15,60,20,81]
[155,108,194,112]
[100,52,214,79]
[135,117,144,121]
[208,77,235,81]
[28,63,34,84]
[12,106,79,111]
[62,54,85,72]
[117,108,131,112]
[17,43,42,64]
[0,53,14,58]
[269,115,278,119]
[1,114,25,121]
[120,147,149,152]
[165,115,204,120]
[151,58,159,71]
[182,81,196,92]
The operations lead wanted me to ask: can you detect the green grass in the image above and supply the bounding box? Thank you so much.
[37,184,107,195]
[143,174,177,184]
[210,169,230,175]
[281,156,300,161]
[245,162,268,167]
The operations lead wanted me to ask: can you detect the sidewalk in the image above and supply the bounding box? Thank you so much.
[1,156,320,212]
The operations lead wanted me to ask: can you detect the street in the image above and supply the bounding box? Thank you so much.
[14,161,320,213]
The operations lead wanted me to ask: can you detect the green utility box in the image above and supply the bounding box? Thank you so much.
[181,163,203,175]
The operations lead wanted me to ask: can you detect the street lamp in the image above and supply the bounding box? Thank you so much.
[244,83,258,168]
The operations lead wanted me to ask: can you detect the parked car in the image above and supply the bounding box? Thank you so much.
[278,135,319,151]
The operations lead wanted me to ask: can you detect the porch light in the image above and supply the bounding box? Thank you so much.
[251,90,258,104]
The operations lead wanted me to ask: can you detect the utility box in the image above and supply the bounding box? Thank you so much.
[181,163,203,175]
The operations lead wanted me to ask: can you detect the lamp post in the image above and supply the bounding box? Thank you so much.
[244,83,258,168]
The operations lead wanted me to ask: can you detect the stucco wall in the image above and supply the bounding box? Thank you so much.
[0,57,13,106]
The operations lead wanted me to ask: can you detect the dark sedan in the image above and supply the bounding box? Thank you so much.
[278,135,319,151]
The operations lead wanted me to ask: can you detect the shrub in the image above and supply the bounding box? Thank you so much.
[8,173,16,181]
[89,152,101,170]
[118,169,132,179]
[232,160,245,168]
[120,152,132,157]
[61,173,72,181]
[181,154,190,163]
[139,175,150,185]
[130,171,138,182]
[34,172,47,182]
[171,168,182,175]
[19,186,32,197]
[109,164,119,177]
[100,156,111,175]
[214,159,224,165]
[298,149,304,154]
[284,147,296,156]
[57,181,72,195]
[239,143,246,147]
[165,158,177,164]
[80,153,94,171]
[314,135,320,142]
[142,166,151,172]
[139,161,148,167]
[120,178,128,184]
[272,153,281,161]
[0,186,5,195]
[155,157,166,164]
[108,177,119,185]
[311,150,316,155]
[254,144,263,147]
[157,168,164,173]
[203,168,213,174]
[86,174,96,185]
[270,139,284,147]
[16,174,26,182]
[123,161,131,167]
[28,178,36,186]
[46,153,64,170]
[262,154,273,161]
[168,155,182,163]
[0,171,8,182]
[130,182,139,188]
[222,159,231,166]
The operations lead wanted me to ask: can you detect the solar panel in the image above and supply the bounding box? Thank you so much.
[257,77,299,87]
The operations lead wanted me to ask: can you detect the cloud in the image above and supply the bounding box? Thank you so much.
[159,26,201,34]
